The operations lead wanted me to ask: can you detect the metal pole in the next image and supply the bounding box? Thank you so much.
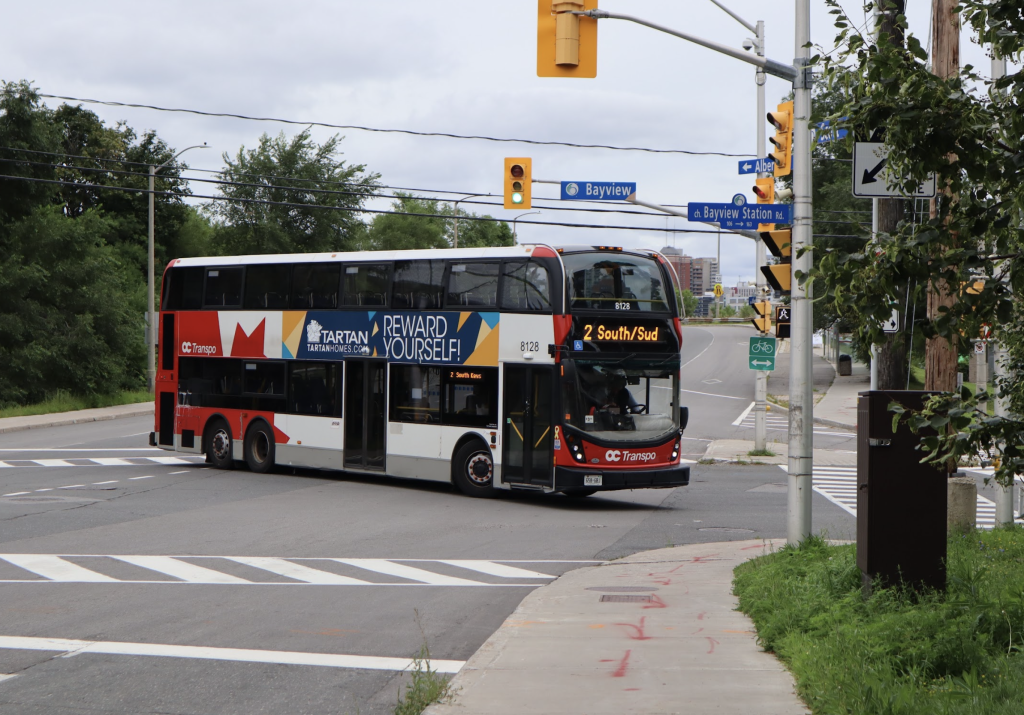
[788,0,813,545]
[753,19,768,452]
[147,165,156,393]
[870,198,879,390]
[715,228,721,320]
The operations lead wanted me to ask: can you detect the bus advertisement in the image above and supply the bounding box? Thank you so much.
[151,244,690,497]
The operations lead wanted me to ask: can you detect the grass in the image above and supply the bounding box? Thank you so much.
[394,644,453,715]
[734,530,1024,714]
[0,389,153,419]
[768,395,790,409]
[748,448,777,457]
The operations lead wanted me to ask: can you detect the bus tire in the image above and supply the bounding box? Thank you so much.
[452,441,496,498]
[244,421,276,474]
[205,418,234,470]
[562,488,598,498]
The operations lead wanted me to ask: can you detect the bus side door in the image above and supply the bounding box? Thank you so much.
[502,365,554,487]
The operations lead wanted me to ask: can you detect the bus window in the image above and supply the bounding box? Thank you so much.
[343,264,389,307]
[292,264,340,309]
[204,268,244,308]
[244,264,291,309]
[389,365,440,423]
[562,253,670,312]
[163,266,204,310]
[443,367,498,428]
[243,362,285,396]
[500,260,551,312]
[392,260,444,310]
[447,263,499,307]
[288,362,340,416]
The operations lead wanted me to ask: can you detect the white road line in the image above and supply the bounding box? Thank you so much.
[90,458,132,466]
[0,555,117,582]
[679,389,748,401]
[226,557,372,585]
[732,402,755,426]
[439,560,556,580]
[2,492,30,497]
[148,457,192,465]
[0,448,162,452]
[59,485,85,489]
[0,462,11,468]
[34,489,53,492]
[0,636,465,673]
[169,470,188,475]
[112,556,251,584]
[92,481,118,485]
[333,559,486,586]
[129,476,154,480]
[680,329,715,369]
[32,459,74,467]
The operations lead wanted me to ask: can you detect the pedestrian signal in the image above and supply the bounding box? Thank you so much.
[504,158,533,209]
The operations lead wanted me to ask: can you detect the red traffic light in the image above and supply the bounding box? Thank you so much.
[510,164,525,179]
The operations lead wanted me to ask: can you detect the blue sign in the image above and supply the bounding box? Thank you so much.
[815,119,849,144]
[560,181,636,201]
[738,158,775,175]
[747,296,757,306]
[687,202,792,230]
[573,340,584,351]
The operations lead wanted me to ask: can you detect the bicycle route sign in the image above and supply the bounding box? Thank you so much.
[749,335,777,371]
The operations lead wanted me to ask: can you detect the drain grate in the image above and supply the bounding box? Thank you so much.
[600,595,652,603]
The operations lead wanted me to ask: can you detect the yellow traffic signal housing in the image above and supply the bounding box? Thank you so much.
[761,264,791,294]
[750,300,772,334]
[759,228,792,259]
[504,158,533,209]
[537,0,598,78]
[753,177,775,204]
[767,101,793,178]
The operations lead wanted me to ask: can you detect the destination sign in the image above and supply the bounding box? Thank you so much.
[568,317,676,354]
[582,324,660,343]
[448,369,485,381]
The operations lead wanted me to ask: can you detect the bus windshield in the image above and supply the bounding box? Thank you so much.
[563,359,679,443]
[562,252,670,312]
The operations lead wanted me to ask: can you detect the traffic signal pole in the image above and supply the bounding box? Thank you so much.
[788,0,814,543]
[754,19,768,452]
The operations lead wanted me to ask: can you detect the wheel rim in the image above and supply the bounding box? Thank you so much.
[212,429,231,461]
[253,431,270,464]
[466,452,493,486]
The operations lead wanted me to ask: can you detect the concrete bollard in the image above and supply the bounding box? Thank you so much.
[948,474,978,534]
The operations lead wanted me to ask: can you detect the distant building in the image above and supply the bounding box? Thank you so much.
[693,295,716,318]
[659,248,718,295]
[725,281,758,309]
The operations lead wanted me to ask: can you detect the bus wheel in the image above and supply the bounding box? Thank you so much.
[244,422,276,474]
[205,419,234,470]
[562,488,598,498]
[452,442,496,498]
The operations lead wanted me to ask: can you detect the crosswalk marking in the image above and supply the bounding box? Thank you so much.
[0,555,118,582]
[33,459,75,467]
[113,555,251,584]
[733,407,856,438]
[0,456,205,469]
[89,458,133,466]
[0,555,569,586]
[148,456,193,465]
[226,556,371,585]
[779,465,1005,529]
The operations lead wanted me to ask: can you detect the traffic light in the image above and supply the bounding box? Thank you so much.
[759,227,792,294]
[504,158,533,209]
[774,305,791,339]
[751,301,772,334]
[537,0,598,78]
[753,177,775,203]
[767,101,793,178]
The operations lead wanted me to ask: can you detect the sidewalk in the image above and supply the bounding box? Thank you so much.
[702,440,856,467]
[425,540,807,715]
[810,345,868,431]
[0,402,153,434]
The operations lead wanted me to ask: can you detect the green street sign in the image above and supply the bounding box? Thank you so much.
[749,356,776,371]
[749,336,777,371]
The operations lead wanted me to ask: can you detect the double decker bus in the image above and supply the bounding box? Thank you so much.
[151,244,690,497]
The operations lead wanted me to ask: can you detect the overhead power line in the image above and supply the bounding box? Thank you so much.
[37,93,754,158]
[0,173,740,236]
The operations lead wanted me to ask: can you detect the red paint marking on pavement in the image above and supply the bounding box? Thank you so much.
[706,637,720,654]
[599,659,615,663]
[741,543,770,551]
[611,650,632,678]
[697,611,706,620]
[615,617,652,641]
[690,554,719,563]
[692,627,704,635]
[642,595,667,609]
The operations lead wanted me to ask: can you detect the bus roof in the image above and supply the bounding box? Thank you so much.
[170,244,552,268]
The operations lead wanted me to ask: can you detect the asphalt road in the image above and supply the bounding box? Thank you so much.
[0,329,855,714]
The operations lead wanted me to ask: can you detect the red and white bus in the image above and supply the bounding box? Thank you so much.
[151,244,690,497]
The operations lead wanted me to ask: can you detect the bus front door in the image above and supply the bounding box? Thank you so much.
[502,365,554,487]
[344,359,386,471]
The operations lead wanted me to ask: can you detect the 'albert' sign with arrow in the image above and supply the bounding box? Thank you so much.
[853,142,936,198]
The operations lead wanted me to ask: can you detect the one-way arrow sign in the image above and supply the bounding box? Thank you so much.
[882,308,900,333]
[861,157,887,185]
[853,142,936,198]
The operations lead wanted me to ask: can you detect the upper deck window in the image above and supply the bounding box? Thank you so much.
[392,260,444,310]
[500,260,551,312]
[562,253,670,312]
[343,264,389,307]
[204,268,244,308]
[447,263,499,307]
[291,264,340,309]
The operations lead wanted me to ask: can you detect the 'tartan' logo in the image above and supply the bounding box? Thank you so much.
[306,320,323,344]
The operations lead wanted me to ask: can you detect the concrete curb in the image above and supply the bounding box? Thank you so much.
[0,403,154,434]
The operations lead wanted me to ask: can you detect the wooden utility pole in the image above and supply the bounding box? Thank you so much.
[925,0,960,393]
[875,1,908,390]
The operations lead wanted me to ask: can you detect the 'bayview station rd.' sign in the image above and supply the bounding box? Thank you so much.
[688,201,793,231]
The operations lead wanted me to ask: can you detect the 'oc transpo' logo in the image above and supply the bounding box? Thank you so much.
[180,341,216,355]
[306,320,323,344]
[605,449,656,463]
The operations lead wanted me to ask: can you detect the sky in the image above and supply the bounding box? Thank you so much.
[0,1,1005,288]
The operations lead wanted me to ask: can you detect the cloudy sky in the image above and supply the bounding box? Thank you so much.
[1,1,1002,287]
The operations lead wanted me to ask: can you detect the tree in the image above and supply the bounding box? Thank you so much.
[211,129,379,255]
[816,0,1024,484]
[366,194,513,251]
[677,289,698,318]
[738,304,756,319]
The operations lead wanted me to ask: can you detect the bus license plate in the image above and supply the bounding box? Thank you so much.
[584,475,602,486]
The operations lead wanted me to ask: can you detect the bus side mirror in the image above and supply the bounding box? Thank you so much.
[679,406,689,431]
